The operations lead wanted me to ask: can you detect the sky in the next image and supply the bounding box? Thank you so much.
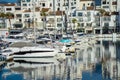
[95,0,101,6]
[0,0,18,3]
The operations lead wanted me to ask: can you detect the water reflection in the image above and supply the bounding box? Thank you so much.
[0,39,120,80]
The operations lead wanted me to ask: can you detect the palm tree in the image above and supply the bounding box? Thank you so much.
[0,12,6,28]
[77,23,81,32]
[99,9,106,16]
[40,11,47,29]
[72,18,77,30]
[77,23,80,29]
[98,9,106,34]
[5,12,14,29]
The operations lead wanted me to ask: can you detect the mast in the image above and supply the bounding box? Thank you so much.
[32,0,36,43]
[53,0,56,40]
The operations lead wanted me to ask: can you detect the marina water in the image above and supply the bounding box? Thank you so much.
[0,39,120,80]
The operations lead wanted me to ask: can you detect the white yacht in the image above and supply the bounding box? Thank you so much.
[13,46,58,58]
[2,42,58,58]
[1,47,19,60]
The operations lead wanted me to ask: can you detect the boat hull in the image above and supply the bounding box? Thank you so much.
[13,57,59,64]
[13,51,58,58]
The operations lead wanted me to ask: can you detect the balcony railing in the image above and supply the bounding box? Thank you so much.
[87,6,94,10]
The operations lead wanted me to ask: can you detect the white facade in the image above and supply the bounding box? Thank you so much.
[75,10,99,33]
[101,0,119,33]
[0,0,120,34]
[78,0,95,10]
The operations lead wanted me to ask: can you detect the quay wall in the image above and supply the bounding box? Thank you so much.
[94,34,120,38]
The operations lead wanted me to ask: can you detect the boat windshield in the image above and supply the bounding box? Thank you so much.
[2,50,12,52]
[7,35,24,39]
[7,36,15,39]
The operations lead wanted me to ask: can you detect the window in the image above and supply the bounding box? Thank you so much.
[23,4,27,6]
[86,23,91,26]
[71,7,75,9]
[57,8,60,11]
[57,18,62,22]
[103,17,110,21]
[42,3,45,7]
[95,18,100,21]
[71,2,73,6]
[83,4,85,6]
[26,0,30,2]
[6,8,11,11]
[103,6,109,8]
[87,12,91,16]
[66,3,68,6]
[91,3,94,6]
[22,0,25,2]
[15,8,21,10]
[50,3,52,7]
[57,23,62,27]
[88,17,91,21]
[0,23,5,28]
[78,12,83,16]
[16,14,22,18]
[19,19,22,22]
[102,1,106,4]
[104,23,109,27]
[96,22,100,26]
[24,14,30,17]
[82,4,85,10]
[81,23,84,27]
[58,3,60,6]
[78,18,83,22]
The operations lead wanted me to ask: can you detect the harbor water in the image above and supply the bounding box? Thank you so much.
[0,39,120,80]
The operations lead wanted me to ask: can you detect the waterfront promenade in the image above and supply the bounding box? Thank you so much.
[94,33,120,38]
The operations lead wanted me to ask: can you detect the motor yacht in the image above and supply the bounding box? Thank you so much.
[1,47,19,60]
[2,42,58,58]
[13,46,58,58]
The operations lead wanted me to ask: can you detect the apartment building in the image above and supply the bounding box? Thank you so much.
[0,0,120,34]
[69,0,97,34]
[79,0,95,10]
[76,10,99,33]
[0,3,16,29]
[100,0,120,33]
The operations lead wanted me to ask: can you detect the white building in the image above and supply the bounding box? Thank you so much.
[0,0,120,34]
[101,0,120,33]
[78,0,95,10]
[75,10,99,33]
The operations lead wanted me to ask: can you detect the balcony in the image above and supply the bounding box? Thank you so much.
[111,12,119,15]
[16,15,22,19]
[87,6,94,10]
[35,7,40,12]
[23,9,31,12]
